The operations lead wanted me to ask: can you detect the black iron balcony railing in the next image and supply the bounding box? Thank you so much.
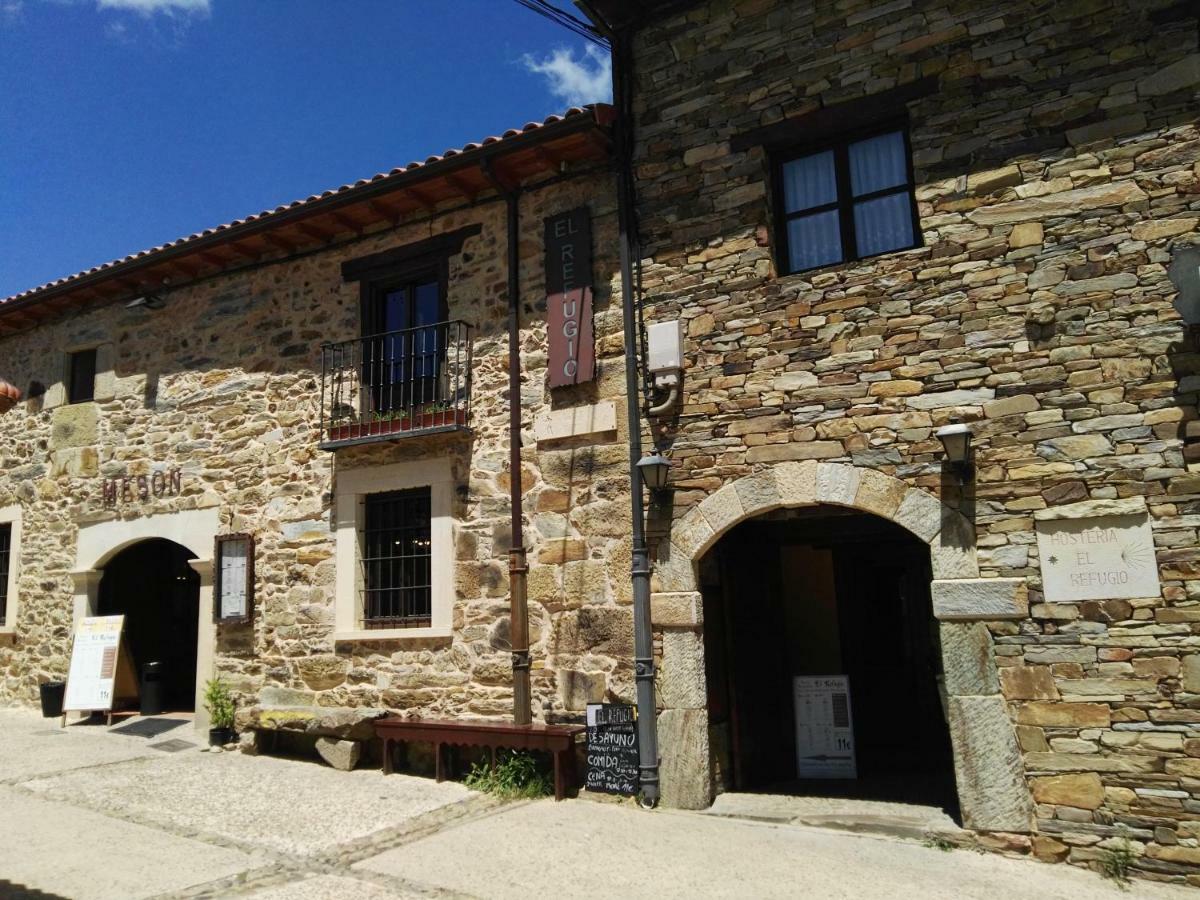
[319,320,472,450]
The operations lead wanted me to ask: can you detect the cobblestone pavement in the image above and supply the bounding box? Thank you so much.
[0,709,1190,899]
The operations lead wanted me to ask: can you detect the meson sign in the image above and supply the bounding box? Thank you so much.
[544,206,595,388]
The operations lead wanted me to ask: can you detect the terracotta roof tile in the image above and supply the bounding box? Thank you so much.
[2,105,608,308]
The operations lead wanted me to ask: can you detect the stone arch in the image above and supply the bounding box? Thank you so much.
[654,461,978,596]
[70,508,219,728]
[650,461,1033,835]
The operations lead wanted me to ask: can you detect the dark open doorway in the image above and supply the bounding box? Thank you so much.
[98,539,201,713]
[700,507,958,817]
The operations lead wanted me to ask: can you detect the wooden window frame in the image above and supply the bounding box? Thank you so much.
[771,120,922,276]
[0,522,10,628]
[67,348,97,405]
[213,533,255,625]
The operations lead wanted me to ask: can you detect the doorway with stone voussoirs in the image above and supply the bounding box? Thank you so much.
[698,506,958,815]
[652,463,1033,834]
[97,538,201,714]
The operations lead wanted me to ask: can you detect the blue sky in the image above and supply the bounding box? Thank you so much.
[0,0,611,297]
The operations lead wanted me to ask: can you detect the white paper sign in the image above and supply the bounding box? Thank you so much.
[794,675,857,779]
[218,538,249,619]
[64,615,125,713]
[1035,514,1161,602]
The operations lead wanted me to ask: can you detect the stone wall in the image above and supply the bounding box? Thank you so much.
[629,0,1200,884]
[0,165,641,727]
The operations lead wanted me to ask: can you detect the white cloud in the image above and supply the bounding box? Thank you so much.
[522,44,612,108]
[1,1,24,24]
[96,0,209,15]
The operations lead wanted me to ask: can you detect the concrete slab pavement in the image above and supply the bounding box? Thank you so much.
[359,797,1194,900]
[0,786,257,900]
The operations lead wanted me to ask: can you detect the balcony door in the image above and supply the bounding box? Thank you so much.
[363,271,446,415]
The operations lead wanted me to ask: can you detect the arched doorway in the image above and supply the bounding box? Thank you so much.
[699,506,957,814]
[97,539,201,712]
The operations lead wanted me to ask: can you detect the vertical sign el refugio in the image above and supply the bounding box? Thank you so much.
[545,206,595,388]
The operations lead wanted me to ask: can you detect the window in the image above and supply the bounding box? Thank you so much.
[0,523,10,627]
[68,349,97,404]
[362,488,432,629]
[775,126,919,274]
[361,271,447,415]
[334,458,452,640]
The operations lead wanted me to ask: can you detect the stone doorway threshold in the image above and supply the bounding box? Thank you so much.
[703,792,963,842]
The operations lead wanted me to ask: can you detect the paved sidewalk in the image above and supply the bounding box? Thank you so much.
[0,708,1190,899]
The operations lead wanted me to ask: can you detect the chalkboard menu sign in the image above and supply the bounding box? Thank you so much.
[585,702,640,796]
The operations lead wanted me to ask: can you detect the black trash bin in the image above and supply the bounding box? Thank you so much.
[39,681,65,718]
[140,661,165,716]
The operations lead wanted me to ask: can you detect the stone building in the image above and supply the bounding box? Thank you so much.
[2,0,1200,886]
[581,0,1200,885]
[0,105,641,737]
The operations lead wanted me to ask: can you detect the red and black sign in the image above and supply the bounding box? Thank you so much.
[545,207,595,388]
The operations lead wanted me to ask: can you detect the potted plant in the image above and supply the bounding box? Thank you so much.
[203,677,236,746]
[415,402,466,428]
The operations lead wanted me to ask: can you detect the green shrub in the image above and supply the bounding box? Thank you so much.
[1100,833,1137,888]
[463,750,552,799]
[203,678,236,729]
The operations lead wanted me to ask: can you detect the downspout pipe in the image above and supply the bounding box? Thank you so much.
[483,160,532,727]
[612,25,661,807]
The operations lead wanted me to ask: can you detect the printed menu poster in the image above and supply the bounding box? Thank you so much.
[63,615,126,713]
[793,675,857,779]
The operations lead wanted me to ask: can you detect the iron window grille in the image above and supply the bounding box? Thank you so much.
[362,488,432,629]
[0,523,10,627]
[772,123,921,276]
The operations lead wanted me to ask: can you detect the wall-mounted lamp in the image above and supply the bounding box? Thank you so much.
[637,452,672,492]
[126,293,166,311]
[936,423,973,480]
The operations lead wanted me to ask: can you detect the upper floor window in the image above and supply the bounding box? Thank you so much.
[362,270,447,415]
[0,523,10,627]
[68,349,97,404]
[775,127,920,275]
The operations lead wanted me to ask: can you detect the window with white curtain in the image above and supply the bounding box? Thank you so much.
[775,126,919,274]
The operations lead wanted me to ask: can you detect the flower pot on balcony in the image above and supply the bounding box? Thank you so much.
[0,378,21,414]
[327,416,412,443]
[414,409,467,429]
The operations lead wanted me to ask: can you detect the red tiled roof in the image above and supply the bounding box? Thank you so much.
[1,104,614,311]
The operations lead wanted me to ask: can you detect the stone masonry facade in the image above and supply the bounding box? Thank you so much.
[628,0,1200,886]
[1,0,1199,887]
[0,163,645,736]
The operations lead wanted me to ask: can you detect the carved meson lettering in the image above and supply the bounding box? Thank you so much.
[101,468,182,507]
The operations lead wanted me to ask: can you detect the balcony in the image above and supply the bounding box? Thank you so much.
[319,320,472,450]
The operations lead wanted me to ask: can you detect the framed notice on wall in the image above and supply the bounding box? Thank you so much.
[793,675,857,780]
[214,533,254,624]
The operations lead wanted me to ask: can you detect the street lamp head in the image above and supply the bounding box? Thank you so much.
[936,422,973,480]
[637,453,672,491]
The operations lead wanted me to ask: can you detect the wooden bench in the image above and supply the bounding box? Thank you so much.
[374,717,585,801]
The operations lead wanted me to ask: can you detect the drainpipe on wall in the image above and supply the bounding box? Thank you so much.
[611,24,661,807]
[482,159,532,727]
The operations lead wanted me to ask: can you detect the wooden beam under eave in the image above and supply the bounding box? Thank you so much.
[295,222,334,245]
[329,211,363,235]
[533,145,565,169]
[443,172,479,202]
[261,233,296,255]
[404,185,438,213]
[582,129,613,156]
[226,241,261,261]
[367,199,402,224]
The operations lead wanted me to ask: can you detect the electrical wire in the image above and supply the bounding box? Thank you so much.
[511,0,610,50]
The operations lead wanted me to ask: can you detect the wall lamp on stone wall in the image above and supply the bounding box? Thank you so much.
[936,423,973,481]
[126,293,166,311]
[637,452,673,493]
